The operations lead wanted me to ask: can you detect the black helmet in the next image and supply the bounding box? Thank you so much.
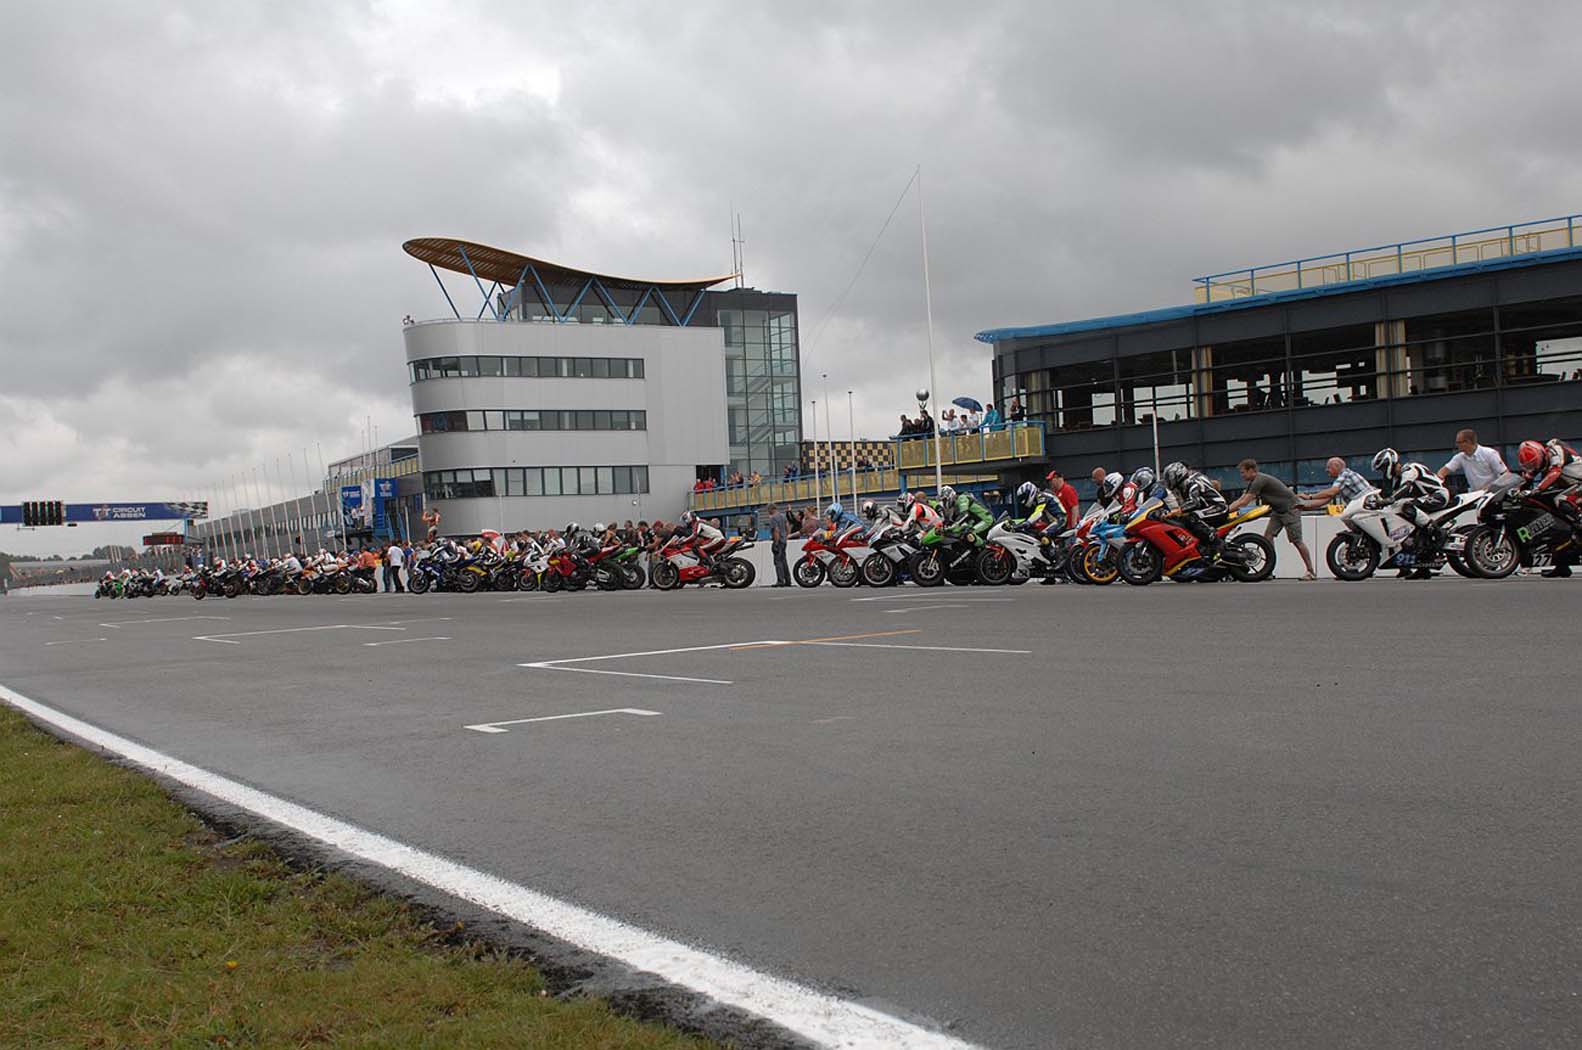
[1129,466,1156,493]
[1162,462,1189,490]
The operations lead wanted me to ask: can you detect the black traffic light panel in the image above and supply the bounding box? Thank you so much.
[22,501,66,526]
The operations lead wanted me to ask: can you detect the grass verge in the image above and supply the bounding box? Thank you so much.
[0,704,717,1049]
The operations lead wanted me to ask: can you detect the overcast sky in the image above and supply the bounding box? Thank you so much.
[4,0,1580,555]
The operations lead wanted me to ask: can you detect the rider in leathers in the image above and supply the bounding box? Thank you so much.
[1162,462,1229,554]
[672,511,727,567]
[938,485,994,544]
[1371,448,1451,545]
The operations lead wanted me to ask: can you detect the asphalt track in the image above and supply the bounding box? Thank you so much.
[1,580,1578,1049]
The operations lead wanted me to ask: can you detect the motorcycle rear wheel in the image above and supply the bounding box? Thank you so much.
[793,556,826,588]
[1325,532,1379,581]
[975,545,1015,586]
[518,570,540,592]
[1224,534,1276,582]
[1119,543,1161,586]
[862,553,898,587]
[1463,524,1518,579]
[595,566,622,591]
[828,558,860,588]
[909,550,945,587]
[455,570,481,594]
[541,572,563,593]
[722,557,756,589]
[620,564,646,589]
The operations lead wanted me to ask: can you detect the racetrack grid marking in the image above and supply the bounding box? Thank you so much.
[43,637,108,647]
[0,683,979,1050]
[362,635,451,648]
[464,708,661,734]
[192,624,408,645]
[100,615,232,628]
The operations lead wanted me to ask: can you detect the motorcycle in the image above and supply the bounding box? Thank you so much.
[1069,505,1130,585]
[1118,499,1277,584]
[793,525,868,588]
[649,535,756,590]
[860,520,922,587]
[1325,489,1488,581]
[908,527,982,587]
[1462,476,1575,579]
[976,515,1056,585]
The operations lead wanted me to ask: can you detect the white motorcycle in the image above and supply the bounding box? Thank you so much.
[976,515,1055,584]
[1326,489,1488,580]
[860,519,922,586]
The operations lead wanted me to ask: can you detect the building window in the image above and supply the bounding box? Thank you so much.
[408,356,646,383]
[424,465,653,499]
[417,409,647,432]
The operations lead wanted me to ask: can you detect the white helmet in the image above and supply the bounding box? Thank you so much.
[1371,448,1400,478]
[1016,481,1039,507]
[859,499,878,520]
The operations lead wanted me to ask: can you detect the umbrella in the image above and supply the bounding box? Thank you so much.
[952,396,983,413]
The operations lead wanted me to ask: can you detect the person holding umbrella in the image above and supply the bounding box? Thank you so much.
[952,396,982,432]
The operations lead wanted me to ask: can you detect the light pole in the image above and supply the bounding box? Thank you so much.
[918,166,944,496]
[810,399,822,513]
[847,390,856,508]
[821,372,837,509]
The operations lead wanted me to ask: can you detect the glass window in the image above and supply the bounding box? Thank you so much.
[1048,359,1116,430]
[466,411,485,431]
[575,411,595,430]
[524,468,544,496]
[484,411,505,431]
[574,357,593,377]
[629,358,645,379]
[503,356,521,377]
[613,466,632,494]
[459,356,479,377]
[1291,325,1377,405]
[633,466,649,493]
[439,357,461,378]
[506,468,524,496]
[1207,337,1286,414]
[559,468,577,496]
[591,358,610,378]
[610,410,627,430]
[493,469,508,493]
[1116,349,1193,424]
[593,410,612,430]
[597,466,613,494]
[478,356,502,377]
[520,356,539,377]
[632,410,646,430]
[473,469,494,498]
[579,467,597,494]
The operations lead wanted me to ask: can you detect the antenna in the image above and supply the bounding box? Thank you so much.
[732,212,746,289]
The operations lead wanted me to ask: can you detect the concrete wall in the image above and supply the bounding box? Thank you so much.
[405,320,728,533]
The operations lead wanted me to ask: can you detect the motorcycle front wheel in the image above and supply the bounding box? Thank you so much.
[975,545,1015,586]
[649,561,681,591]
[908,550,945,587]
[1463,524,1518,579]
[793,556,826,588]
[862,553,898,587]
[1119,542,1161,586]
[827,557,860,588]
[1080,544,1119,585]
[1325,532,1379,581]
[408,573,431,595]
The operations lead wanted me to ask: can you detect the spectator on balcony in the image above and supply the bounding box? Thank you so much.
[982,403,1003,430]
[941,407,959,432]
[1008,399,1026,422]
[749,470,762,486]
[962,407,981,430]
[919,408,936,435]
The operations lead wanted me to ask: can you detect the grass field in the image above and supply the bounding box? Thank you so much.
[0,705,715,1050]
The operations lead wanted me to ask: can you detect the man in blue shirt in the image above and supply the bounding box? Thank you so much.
[1297,457,1374,508]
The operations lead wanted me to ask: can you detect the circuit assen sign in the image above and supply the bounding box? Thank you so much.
[0,501,209,525]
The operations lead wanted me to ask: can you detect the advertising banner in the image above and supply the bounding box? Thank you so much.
[372,478,396,534]
[1,502,209,525]
[340,485,365,530]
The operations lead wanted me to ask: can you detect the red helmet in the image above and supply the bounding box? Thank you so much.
[1517,439,1547,476]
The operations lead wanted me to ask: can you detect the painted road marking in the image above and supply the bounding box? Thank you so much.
[363,635,451,647]
[464,708,661,734]
[519,631,921,685]
[378,617,454,625]
[100,615,231,628]
[0,682,977,1050]
[805,641,1033,655]
[44,637,108,646]
[193,624,408,645]
[886,604,971,614]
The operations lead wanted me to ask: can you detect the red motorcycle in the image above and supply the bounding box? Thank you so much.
[793,524,869,588]
[650,535,757,590]
[1117,499,1276,584]
[540,547,591,593]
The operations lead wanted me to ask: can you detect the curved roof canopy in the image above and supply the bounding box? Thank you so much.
[403,237,737,293]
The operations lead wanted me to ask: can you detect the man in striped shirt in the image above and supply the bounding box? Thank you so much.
[1297,457,1374,509]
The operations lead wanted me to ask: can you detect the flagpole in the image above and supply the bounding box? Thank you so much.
[847,390,856,507]
[919,164,944,496]
[810,399,822,513]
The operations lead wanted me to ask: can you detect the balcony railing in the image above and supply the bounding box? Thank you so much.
[1194,214,1582,304]
[687,422,1046,513]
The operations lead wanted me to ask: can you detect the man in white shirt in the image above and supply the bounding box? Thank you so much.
[385,540,406,593]
[1438,428,1508,491]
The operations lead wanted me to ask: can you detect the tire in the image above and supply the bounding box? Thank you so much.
[594,566,622,591]
[542,572,563,593]
[1463,524,1518,579]
[1067,548,1091,584]
[293,578,312,596]
[493,570,519,592]
[1081,543,1119,585]
[620,564,646,590]
[862,552,898,587]
[223,579,243,599]
[1224,534,1276,582]
[1119,542,1162,586]
[190,583,205,600]
[650,560,681,591]
[909,550,946,587]
[408,572,431,595]
[975,545,1015,586]
[518,570,540,592]
[333,574,353,595]
[722,557,756,589]
[828,558,860,588]
[793,556,826,588]
[454,570,481,594]
[1325,531,1379,582]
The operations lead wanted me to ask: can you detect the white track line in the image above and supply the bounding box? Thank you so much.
[886,604,971,614]
[44,637,108,646]
[100,615,231,628]
[464,708,661,734]
[0,683,976,1049]
[363,636,451,647]
[534,666,734,685]
[520,640,793,686]
[193,624,407,645]
[805,641,1034,655]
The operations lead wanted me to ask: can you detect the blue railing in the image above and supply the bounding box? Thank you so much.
[1195,213,1582,303]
